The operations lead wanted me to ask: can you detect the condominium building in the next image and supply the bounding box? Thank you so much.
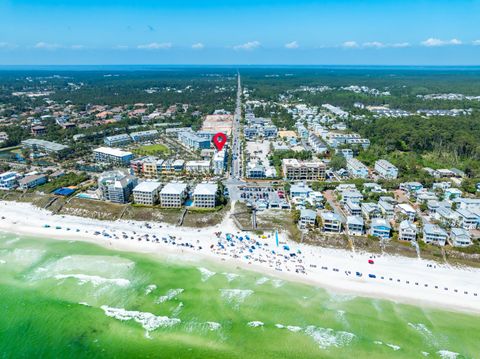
[346,158,369,179]
[374,159,398,179]
[133,181,162,205]
[22,139,70,155]
[160,182,188,208]
[104,134,132,147]
[193,183,218,208]
[282,159,326,181]
[177,131,211,150]
[130,130,159,142]
[98,170,138,204]
[94,147,134,165]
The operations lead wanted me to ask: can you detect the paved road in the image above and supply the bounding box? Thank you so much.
[230,73,243,180]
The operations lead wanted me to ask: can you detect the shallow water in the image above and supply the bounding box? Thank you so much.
[0,232,478,358]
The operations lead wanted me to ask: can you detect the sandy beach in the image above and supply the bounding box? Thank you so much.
[1,200,479,315]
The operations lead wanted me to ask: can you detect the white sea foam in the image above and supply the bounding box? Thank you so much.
[247,321,264,327]
[271,279,284,288]
[156,288,184,303]
[222,272,240,282]
[53,274,130,287]
[145,284,157,295]
[31,255,134,284]
[206,321,221,331]
[101,305,181,334]
[171,302,184,317]
[255,277,269,285]
[373,341,383,345]
[437,350,459,359]
[198,267,216,282]
[79,302,90,307]
[220,289,254,308]
[275,324,285,329]
[386,343,401,351]
[304,326,356,349]
[286,325,302,332]
[0,248,45,267]
[421,352,430,357]
[0,259,5,264]
[328,292,357,303]
[408,323,437,346]
[335,310,349,327]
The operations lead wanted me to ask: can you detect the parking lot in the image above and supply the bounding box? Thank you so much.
[239,185,290,210]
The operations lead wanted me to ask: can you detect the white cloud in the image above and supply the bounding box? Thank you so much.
[472,40,480,46]
[421,38,462,47]
[34,42,61,50]
[233,41,261,51]
[70,45,85,50]
[362,41,385,48]
[0,42,17,49]
[137,42,172,50]
[114,45,129,50]
[342,41,359,48]
[192,42,204,50]
[391,42,411,48]
[285,41,299,49]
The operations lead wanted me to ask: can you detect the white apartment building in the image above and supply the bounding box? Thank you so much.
[133,181,162,205]
[213,150,226,175]
[160,182,188,208]
[193,183,218,208]
[374,159,398,179]
[185,160,211,173]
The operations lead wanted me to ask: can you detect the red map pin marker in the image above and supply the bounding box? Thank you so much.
[212,132,227,151]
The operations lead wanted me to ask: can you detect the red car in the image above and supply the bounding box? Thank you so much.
[368,259,374,264]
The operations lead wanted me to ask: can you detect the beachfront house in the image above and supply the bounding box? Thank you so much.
[341,189,363,204]
[422,224,448,246]
[450,228,472,247]
[299,209,317,229]
[454,208,478,230]
[133,181,162,206]
[18,174,47,190]
[320,211,342,233]
[361,202,382,220]
[398,220,417,241]
[347,215,364,236]
[369,218,391,239]
[0,171,19,190]
[160,182,188,208]
[345,200,362,216]
[193,183,218,208]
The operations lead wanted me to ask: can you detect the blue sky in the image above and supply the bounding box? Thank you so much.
[1,0,480,65]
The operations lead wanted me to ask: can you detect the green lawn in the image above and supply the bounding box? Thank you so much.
[133,143,170,156]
